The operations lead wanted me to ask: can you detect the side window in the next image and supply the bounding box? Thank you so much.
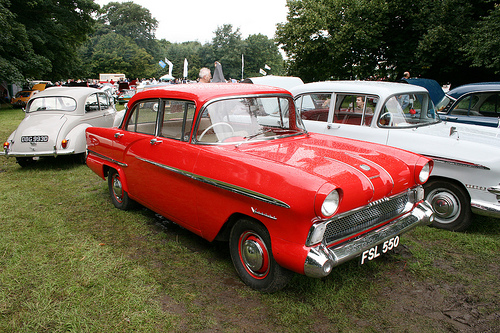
[334,94,376,126]
[451,95,480,116]
[126,99,159,135]
[97,92,110,110]
[479,93,499,116]
[159,100,196,141]
[85,93,99,112]
[295,93,331,122]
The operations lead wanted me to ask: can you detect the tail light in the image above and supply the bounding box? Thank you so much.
[3,141,9,150]
[61,139,68,149]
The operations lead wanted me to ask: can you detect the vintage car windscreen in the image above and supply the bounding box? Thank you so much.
[27,97,77,113]
[196,96,304,144]
[378,93,439,128]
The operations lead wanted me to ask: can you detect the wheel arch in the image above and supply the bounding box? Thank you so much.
[425,175,471,203]
[213,213,265,242]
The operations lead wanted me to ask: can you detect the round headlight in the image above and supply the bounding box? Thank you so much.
[321,190,340,217]
[418,162,431,183]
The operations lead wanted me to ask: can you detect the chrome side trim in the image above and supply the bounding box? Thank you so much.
[304,200,434,278]
[88,149,128,167]
[425,155,490,170]
[136,157,290,208]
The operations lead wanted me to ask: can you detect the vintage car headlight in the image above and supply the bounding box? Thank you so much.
[418,162,431,184]
[321,190,340,217]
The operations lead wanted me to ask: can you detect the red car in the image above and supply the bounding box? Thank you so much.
[85,83,434,292]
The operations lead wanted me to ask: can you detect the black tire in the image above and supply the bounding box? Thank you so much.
[16,157,34,168]
[108,169,135,210]
[229,219,293,292]
[73,152,87,165]
[424,180,472,231]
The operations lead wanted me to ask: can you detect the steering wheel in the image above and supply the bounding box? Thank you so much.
[198,122,235,141]
[379,112,393,126]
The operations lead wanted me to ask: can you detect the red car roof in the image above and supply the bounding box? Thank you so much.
[127,83,292,107]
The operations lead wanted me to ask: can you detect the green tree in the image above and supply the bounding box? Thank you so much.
[80,32,153,79]
[277,0,499,85]
[1,0,97,83]
[98,1,159,58]
[463,4,500,75]
[243,34,284,78]
[210,24,245,80]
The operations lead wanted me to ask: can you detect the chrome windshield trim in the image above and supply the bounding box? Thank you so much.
[136,157,290,208]
[88,149,128,167]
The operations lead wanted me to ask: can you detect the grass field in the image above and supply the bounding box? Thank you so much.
[0,106,498,332]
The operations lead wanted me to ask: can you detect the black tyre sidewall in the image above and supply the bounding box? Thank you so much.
[424,180,472,231]
[229,219,293,292]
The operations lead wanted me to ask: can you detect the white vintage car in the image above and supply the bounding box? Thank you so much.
[290,81,500,231]
[1,87,124,167]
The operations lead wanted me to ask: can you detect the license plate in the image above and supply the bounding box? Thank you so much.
[21,135,49,143]
[360,236,400,265]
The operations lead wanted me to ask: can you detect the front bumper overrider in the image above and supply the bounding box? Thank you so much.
[304,200,434,278]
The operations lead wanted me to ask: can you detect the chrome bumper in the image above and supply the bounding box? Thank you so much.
[304,200,434,278]
[1,149,76,157]
[471,200,500,218]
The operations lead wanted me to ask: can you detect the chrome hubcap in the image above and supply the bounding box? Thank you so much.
[428,189,460,223]
[239,231,269,278]
[112,175,123,202]
[242,238,264,271]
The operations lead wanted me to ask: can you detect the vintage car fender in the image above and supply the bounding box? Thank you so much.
[85,152,130,194]
[64,123,92,155]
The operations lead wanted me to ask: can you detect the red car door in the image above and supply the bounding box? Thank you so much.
[119,99,201,232]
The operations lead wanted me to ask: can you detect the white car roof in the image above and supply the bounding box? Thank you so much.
[290,80,429,98]
[34,87,101,99]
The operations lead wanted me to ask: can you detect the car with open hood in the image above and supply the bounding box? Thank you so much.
[291,81,500,232]
[2,87,124,167]
[85,83,433,292]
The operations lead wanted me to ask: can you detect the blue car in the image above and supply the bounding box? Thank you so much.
[436,82,500,128]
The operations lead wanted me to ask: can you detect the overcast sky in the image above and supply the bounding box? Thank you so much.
[95,0,289,43]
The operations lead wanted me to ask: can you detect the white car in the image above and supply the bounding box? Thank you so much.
[291,81,500,231]
[2,87,124,167]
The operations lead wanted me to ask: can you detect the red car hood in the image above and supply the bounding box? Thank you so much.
[238,134,416,209]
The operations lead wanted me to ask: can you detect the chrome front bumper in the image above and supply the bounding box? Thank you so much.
[304,200,434,278]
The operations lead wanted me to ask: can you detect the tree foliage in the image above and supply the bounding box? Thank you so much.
[1,0,98,83]
[277,0,500,85]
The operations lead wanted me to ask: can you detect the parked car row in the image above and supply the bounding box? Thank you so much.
[290,81,500,232]
[2,79,499,292]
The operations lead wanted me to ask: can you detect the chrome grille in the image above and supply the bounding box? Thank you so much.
[324,192,410,245]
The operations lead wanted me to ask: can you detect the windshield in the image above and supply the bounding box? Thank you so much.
[436,95,454,113]
[378,93,439,128]
[27,96,77,113]
[196,96,305,144]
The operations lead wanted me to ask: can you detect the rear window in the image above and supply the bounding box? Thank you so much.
[27,97,77,113]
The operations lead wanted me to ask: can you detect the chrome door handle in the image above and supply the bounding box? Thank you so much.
[150,138,163,145]
[114,133,124,138]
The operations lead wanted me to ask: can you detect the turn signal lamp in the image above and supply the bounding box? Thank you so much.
[61,139,68,149]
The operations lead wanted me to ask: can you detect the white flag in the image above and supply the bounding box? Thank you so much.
[259,68,267,76]
[264,64,271,71]
[183,58,188,78]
